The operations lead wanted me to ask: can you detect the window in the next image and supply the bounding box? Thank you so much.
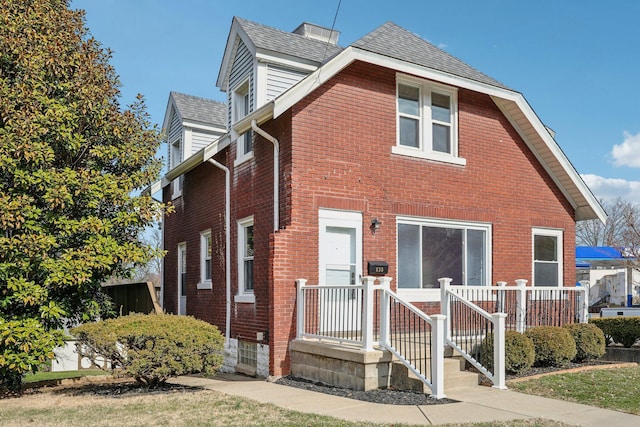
[397,218,490,291]
[532,228,563,286]
[394,76,463,165]
[170,138,183,198]
[237,340,257,368]
[198,230,212,289]
[235,217,255,303]
[177,243,187,315]
[233,80,253,163]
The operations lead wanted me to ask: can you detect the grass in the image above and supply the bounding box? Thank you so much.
[0,384,570,427]
[23,370,106,383]
[13,366,640,426]
[509,365,640,415]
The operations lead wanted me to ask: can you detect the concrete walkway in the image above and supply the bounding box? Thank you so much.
[170,373,640,426]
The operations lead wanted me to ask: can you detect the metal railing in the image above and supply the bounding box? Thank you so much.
[443,279,588,333]
[441,278,589,389]
[296,277,446,399]
[441,278,506,388]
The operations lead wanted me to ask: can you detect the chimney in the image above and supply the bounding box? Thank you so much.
[292,22,340,45]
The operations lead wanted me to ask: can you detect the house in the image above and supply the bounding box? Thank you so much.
[576,246,640,307]
[157,17,605,385]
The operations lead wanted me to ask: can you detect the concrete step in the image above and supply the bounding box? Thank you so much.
[443,357,481,391]
[388,356,480,394]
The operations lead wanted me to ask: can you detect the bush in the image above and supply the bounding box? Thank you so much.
[480,331,535,375]
[71,313,224,388]
[0,318,64,392]
[525,326,576,367]
[590,317,640,348]
[564,323,606,361]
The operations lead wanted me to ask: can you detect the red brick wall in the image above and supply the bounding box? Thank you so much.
[265,61,576,374]
[164,59,578,377]
[281,61,574,287]
[162,150,228,330]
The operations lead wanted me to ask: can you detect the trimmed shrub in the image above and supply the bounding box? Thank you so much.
[564,323,605,361]
[71,313,224,388]
[590,317,640,348]
[480,331,535,375]
[524,326,576,367]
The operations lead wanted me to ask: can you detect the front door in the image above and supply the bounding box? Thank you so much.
[319,210,362,335]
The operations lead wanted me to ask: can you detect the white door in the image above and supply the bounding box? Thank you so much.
[319,210,362,335]
[177,243,187,315]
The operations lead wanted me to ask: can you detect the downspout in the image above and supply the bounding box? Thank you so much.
[251,120,279,231]
[207,158,231,347]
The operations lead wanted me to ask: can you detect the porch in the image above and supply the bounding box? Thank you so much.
[293,277,588,399]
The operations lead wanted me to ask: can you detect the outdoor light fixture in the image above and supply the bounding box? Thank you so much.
[370,218,381,231]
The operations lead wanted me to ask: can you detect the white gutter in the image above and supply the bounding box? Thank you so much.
[251,120,279,231]
[207,158,231,347]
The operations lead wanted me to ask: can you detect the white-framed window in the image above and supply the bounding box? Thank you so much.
[235,216,255,303]
[532,228,563,286]
[177,243,187,315]
[393,75,464,166]
[396,217,491,301]
[197,230,212,290]
[233,79,253,165]
[170,137,183,198]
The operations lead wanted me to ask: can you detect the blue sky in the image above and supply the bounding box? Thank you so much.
[72,0,640,204]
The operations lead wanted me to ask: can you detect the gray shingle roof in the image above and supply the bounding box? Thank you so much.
[235,17,343,64]
[171,92,226,128]
[351,22,509,90]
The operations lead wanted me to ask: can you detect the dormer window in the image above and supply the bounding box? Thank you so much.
[233,79,253,163]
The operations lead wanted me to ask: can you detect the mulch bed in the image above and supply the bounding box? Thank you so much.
[275,375,457,405]
[1,376,201,400]
[505,360,637,383]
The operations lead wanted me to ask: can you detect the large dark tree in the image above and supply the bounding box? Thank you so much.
[0,0,164,389]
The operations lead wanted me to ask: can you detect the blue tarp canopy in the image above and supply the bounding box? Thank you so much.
[576,246,624,260]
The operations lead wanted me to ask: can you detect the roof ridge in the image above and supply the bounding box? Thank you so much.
[235,16,341,48]
[351,21,508,90]
[171,91,224,105]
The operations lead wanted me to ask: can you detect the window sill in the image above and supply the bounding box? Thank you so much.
[234,293,255,304]
[233,151,254,167]
[197,281,212,290]
[392,146,466,166]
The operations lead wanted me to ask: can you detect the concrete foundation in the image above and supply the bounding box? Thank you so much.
[290,339,392,391]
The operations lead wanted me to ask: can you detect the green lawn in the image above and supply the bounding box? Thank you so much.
[23,369,107,383]
[509,365,640,415]
[8,366,640,426]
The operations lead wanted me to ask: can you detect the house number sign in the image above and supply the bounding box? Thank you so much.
[367,261,388,276]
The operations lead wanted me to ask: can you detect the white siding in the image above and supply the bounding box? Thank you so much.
[228,38,254,129]
[266,65,307,101]
[191,130,224,154]
[167,108,182,170]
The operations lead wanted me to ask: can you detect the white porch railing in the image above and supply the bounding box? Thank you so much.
[442,279,589,333]
[296,277,446,399]
[441,278,589,389]
[296,276,588,396]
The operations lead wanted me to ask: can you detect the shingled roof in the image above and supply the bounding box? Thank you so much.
[351,22,509,90]
[170,92,226,128]
[234,17,343,65]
